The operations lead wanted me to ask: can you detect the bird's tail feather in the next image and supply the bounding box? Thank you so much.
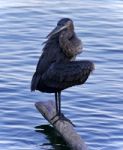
[31,73,41,91]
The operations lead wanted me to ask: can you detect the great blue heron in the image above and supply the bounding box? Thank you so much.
[31,18,94,124]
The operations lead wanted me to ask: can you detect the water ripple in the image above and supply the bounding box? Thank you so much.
[0,0,123,150]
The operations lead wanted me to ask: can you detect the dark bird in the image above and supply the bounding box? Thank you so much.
[31,18,94,124]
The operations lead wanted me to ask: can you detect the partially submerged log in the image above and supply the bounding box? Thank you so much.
[35,100,88,150]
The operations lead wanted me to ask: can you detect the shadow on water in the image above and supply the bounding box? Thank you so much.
[35,124,71,150]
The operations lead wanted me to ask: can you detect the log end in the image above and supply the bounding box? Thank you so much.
[35,100,88,150]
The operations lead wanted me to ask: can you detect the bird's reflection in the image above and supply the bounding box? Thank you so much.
[35,124,71,150]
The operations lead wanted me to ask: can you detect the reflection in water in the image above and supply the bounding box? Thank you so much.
[35,124,71,150]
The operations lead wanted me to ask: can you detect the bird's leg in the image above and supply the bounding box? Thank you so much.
[50,92,75,126]
[55,92,58,114]
[50,91,61,121]
[50,92,59,120]
[58,91,61,116]
[53,91,75,127]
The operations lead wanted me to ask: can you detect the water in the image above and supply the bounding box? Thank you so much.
[0,0,123,150]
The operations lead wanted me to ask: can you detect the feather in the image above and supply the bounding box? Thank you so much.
[41,60,94,90]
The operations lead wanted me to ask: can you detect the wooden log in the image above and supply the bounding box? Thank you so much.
[35,100,88,150]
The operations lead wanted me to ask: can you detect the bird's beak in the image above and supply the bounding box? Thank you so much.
[47,25,67,39]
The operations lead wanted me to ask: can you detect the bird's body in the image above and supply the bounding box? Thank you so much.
[31,18,94,123]
[31,31,84,93]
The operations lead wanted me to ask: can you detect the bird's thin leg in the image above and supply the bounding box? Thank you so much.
[51,92,75,126]
[50,92,59,121]
[58,91,66,118]
[51,92,62,122]
[55,92,58,114]
[53,91,75,126]
[58,91,61,116]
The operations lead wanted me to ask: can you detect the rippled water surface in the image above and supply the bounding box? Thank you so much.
[0,0,123,150]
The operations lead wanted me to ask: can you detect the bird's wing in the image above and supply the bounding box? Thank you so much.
[42,60,94,89]
[31,38,59,91]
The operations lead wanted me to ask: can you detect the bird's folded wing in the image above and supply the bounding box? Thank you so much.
[42,60,94,87]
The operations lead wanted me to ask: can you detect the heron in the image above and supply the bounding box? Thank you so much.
[31,18,94,124]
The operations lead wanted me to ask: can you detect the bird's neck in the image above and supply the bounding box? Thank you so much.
[62,29,74,40]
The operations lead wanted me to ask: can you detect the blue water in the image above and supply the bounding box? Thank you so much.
[0,0,123,150]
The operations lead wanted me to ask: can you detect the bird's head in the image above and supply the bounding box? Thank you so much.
[47,18,74,39]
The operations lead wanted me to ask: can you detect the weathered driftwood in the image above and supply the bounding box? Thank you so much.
[35,100,88,150]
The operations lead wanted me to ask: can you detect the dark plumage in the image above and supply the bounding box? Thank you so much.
[31,18,94,122]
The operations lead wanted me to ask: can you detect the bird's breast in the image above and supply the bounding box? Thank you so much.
[72,37,83,54]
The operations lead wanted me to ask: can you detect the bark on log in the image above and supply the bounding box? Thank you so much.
[35,100,88,150]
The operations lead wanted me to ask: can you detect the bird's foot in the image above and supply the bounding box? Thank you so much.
[51,113,75,127]
[50,113,59,121]
[59,113,75,127]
